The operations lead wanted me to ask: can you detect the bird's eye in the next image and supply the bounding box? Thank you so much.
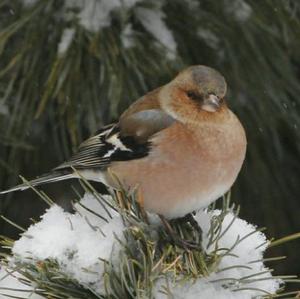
[186,91,201,101]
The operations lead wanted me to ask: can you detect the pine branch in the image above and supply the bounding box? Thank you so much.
[0,180,299,298]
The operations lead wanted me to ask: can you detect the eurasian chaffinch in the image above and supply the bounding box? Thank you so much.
[1,65,246,219]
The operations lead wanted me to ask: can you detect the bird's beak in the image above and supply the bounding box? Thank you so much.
[201,94,221,112]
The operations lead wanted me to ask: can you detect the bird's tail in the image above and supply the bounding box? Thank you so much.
[0,171,74,194]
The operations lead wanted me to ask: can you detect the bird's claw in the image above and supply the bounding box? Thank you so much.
[159,214,203,251]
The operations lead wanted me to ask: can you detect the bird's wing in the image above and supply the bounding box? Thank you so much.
[54,124,148,170]
[119,88,175,143]
[55,91,175,171]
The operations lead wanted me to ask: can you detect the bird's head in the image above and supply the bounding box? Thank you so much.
[159,65,228,124]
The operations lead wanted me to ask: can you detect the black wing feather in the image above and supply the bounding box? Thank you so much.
[55,123,150,171]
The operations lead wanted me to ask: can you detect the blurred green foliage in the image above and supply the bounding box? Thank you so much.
[0,0,300,279]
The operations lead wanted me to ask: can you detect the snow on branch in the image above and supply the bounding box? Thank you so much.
[21,0,178,59]
[0,190,283,298]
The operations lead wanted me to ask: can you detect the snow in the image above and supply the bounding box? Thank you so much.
[58,28,75,55]
[12,194,123,294]
[154,278,240,299]
[154,210,281,298]
[64,0,142,32]
[224,0,252,22]
[9,193,281,298]
[22,0,177,58]
[0,267,42,298]
[62,0,177,58]
[121,24,135,49]
[135,6,177,60]
[197,28,220,49]
[21,0,38,7]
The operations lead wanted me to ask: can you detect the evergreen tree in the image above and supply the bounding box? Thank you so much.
[0,0,300,285]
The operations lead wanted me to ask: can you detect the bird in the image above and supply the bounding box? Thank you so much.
[1,65,247,219]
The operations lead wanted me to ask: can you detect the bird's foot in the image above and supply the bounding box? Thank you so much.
[177,213,203,241]
[172,237,202,251]
[159,214,202,251]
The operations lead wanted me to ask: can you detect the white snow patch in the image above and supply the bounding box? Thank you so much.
[24,1,177,57]
[64,0,142,32]
[135,7,177,60]
[0,266,42,298]
[225,0,252,22]
[154,278,239,299]
[58,28,75,55]
[12,193,123,294]
[21,0,38,7]
[10,194,281,298]
[121,24,135,49]
[154,209,281,298]
[197,28,220,49]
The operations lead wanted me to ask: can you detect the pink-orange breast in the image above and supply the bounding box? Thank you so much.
[109,115,246,218]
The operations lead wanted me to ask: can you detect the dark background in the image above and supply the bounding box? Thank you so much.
[0,0,299,289]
